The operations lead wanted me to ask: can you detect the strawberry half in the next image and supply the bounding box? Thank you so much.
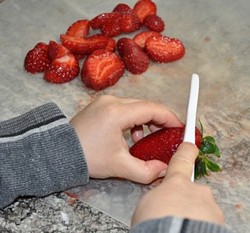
[117,37,150,74]
[119,12,141,33]
[44,54,79,84]
[143,14,165,32]
[145,35,185,63]
[133,30,161,48]
[113,3,132,13]
[48,40,71,60]
[133,0,157,23]
[24,42,51,73]
[66,19,90,38]
[60,34,110,55]
[81,49,125,91]
[90,12,121,30]
[130,125,222,179]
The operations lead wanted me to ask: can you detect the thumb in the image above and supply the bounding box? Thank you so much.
[165,142,199,180]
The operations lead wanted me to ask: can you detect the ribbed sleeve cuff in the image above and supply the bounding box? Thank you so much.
[0,103,89,208]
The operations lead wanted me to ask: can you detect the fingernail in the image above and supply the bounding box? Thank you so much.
[158,169,166,178]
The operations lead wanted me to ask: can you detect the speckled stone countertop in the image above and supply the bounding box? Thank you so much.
[0,0,249,232]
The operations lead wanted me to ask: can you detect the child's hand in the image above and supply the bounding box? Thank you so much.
[70,95,182,184]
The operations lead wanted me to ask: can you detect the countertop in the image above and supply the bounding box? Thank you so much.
[0,0,249,232]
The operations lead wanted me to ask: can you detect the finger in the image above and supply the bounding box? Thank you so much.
[131,125,144,142]
[116,152,167,184]
[120,100,182,130]
[165,142,199,180]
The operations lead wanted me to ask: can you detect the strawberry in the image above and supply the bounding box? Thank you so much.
[24,42,51,73]
[113,3,132,13]
[105,38,116,52]
[48,40,70,60]
[145,35,185,63]
[81,49,125,91]
[44,54,79,84]
[117,37,150,74]
[143,14,165,32]
[119,12,141,33]
[100,17,121,37]
[90,12,121,30]
[133,0,157,23]
[60,34,110,55]
[130,125,222,179]
[133,30,161,48]
[66,19,90,38]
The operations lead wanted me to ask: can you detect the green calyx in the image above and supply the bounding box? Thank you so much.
[194,122,222,179]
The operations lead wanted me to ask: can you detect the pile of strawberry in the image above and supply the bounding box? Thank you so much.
[24,0,185,91]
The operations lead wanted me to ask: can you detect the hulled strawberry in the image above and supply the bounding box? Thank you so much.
[117,37,150,74]
[133,0,157,23]
[66,19,90,38]
[48,40,71,60]
[130,125,221,179]
[44,54,79,84]
[145,35,185,63]
[24,42,51,73]
[133,30,161,48]
[81,49,125,91]
[143,14,165,32]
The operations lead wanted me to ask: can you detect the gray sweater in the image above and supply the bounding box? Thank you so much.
[0,103,232,233]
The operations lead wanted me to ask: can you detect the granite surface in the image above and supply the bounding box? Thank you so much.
[0,0,250,232]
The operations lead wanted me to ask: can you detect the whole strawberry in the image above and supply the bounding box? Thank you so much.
[130,125,221,179]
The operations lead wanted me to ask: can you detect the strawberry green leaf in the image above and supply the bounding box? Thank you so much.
[201,136,221,157]
[204,157,222,172]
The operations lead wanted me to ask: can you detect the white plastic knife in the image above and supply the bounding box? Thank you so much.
[183,73,200,181]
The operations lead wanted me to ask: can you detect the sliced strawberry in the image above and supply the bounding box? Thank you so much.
[113,3,132,13]
[90,12,121,30]
[105,38,116,52]
[133,0,157,23]
[66,19,90,38]
[133,30,161,48]
[119,12,141,33]
[117,37,150,74]
[24,42,51,74]
[143,14,165,32]
[60,34,110,55]
[145,35,185,63]
[100,17,121,37]
[48,40,71,60]
[81,49,125,91]
[130,127,202,164]
[44,54,79,84]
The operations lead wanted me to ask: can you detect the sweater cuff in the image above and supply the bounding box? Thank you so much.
[0,103,89,208]
[131,216,232,233]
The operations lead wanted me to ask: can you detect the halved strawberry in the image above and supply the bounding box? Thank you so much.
[24,42,51,74]
[113,3,132,13]
[60,34,110,55]
[133,0,157,23]
[117,37,150,74]
[90,12,121,30]
[48,40,71,60]
[66,19,90,38]
[81,49,125,91]
[143,14,165,32]
[130,126,222,179]
[105,38,116,52]
[133,30,161,48]
[100,17,121,37]
[44,54,79,84]
[145,35,185,63]
[119,12,141,33]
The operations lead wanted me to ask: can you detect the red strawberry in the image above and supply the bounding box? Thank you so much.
[60,34,110,55]
[133,30,161,48]
[24,42,51,73]
[66,19,90,38]
[44,54,79,84]
[81,49,125,91]
[119,12,141,33]
[130,127,202,164]
[133,0,157,23]
[143,14,165,32]
[130,126,222,179]
[100,17,121,37]
[105,38,116,52]
[117,37,150,74]
[48,40,70,60]
[113,3,132,13]
[145,35,185,63]
[90,12,121,30]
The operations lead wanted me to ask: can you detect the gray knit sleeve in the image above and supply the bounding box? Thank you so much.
[0,103,89,209]
[130,217,233,233]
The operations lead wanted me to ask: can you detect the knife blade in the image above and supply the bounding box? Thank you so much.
[183,73,200,181]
